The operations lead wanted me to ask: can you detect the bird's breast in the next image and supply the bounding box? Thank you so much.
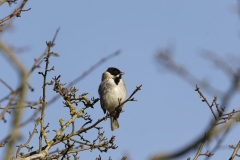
[99,79,127,112]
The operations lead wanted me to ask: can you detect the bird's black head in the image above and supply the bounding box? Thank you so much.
[107,67,122,76]
[106,67,124,85]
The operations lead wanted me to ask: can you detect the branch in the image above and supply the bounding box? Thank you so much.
[150,86,240,160]
[68,50,121,87]
[39,41,55,152]
[195,85,217,119]
[0,78,14,92]
[0,39,27,160]
[15,118,40,158]
[0,0,30,25]
[229,141,240,160]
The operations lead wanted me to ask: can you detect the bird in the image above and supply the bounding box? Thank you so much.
[98,67,127,131]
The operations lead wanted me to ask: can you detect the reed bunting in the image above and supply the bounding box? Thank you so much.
[98,67,127,131]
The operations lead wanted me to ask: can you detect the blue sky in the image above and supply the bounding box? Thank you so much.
[1,1,240,160]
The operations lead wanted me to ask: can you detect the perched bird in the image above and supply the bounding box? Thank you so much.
[98,67,127,131]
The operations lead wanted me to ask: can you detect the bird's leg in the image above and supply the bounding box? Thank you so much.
[114,98,123,119]
[104,112,109,121]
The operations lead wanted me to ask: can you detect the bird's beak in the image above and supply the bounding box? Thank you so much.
[116,72,124,78]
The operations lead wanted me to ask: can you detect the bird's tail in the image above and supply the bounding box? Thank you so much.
[110,117,119,131]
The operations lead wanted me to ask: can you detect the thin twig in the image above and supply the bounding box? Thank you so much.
[16,118,40,157]
[229,141,240,160]
[39,41,53,152]
[0,0,30,25]
[0,78,14,92]
[195,85,217,120]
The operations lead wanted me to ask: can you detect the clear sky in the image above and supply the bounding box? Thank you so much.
[1,0,240,160]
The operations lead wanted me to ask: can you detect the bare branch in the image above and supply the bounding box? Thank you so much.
[229,141,240,160]
[0,0,30,25]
